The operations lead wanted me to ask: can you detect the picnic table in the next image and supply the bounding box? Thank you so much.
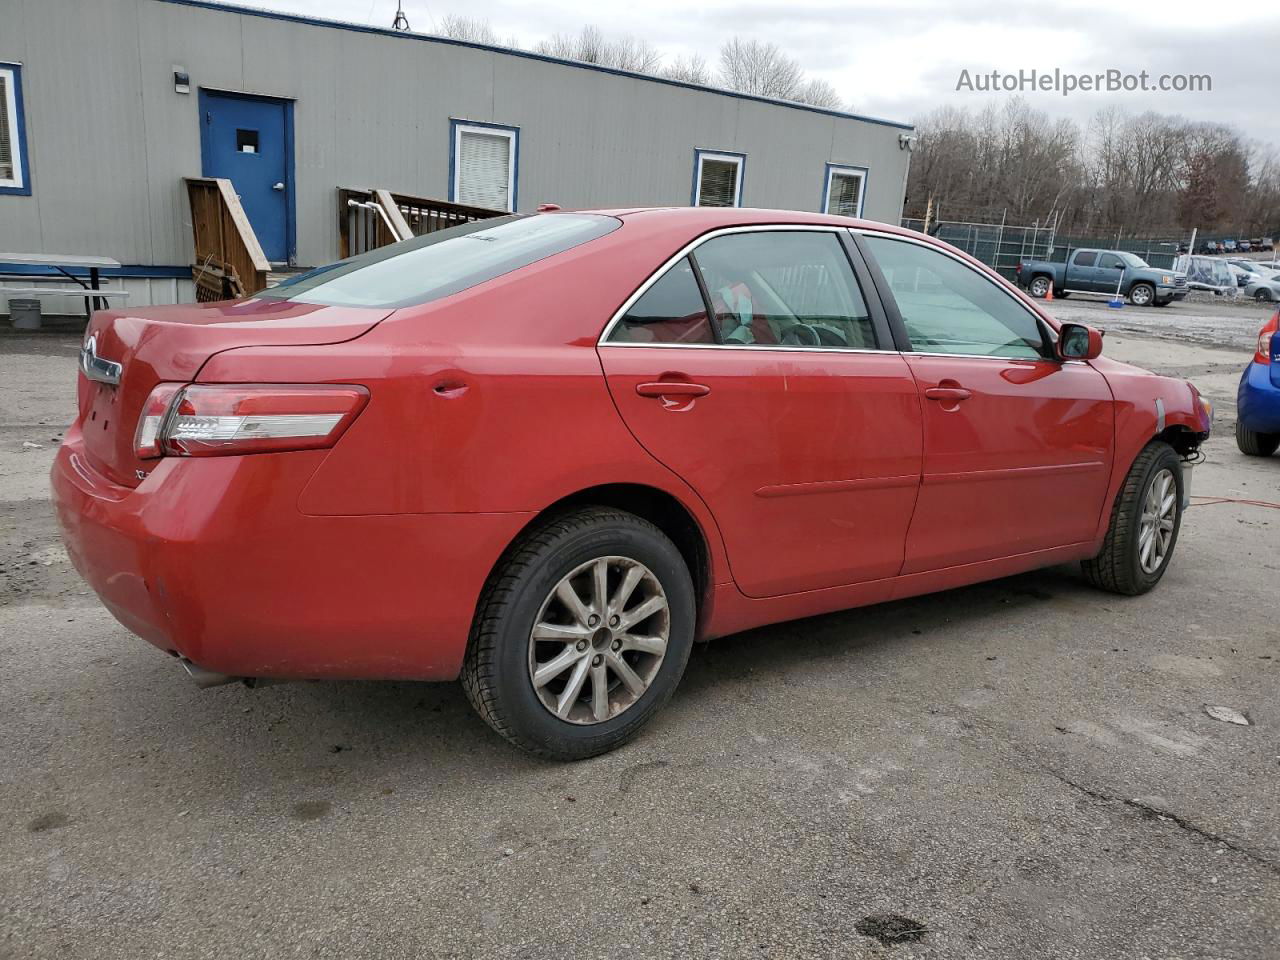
[0,252,129,317]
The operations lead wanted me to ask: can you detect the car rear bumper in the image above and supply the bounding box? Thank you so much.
[51,430,533,681]
[1238,362,1280,434]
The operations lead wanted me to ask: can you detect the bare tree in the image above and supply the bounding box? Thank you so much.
[793,78,843,109]
[716,38,804,100]
[535,25,661,73]
[663,54,710,85]
[436,14,498,45]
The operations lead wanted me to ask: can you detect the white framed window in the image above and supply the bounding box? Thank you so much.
[451,121,518,212]
[692,150,744,208]
[823,164,867,218]
[0,62,30,195]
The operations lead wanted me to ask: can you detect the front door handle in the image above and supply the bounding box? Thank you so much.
[272,181,285,191]
[636,381,711,399]
[925,385,972,403]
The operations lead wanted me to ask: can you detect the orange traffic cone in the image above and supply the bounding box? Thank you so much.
[1044,285,1054,302]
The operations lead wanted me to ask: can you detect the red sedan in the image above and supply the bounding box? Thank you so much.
[52,208,1212,759]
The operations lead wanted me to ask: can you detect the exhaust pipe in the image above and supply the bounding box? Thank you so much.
[178,657,240,689]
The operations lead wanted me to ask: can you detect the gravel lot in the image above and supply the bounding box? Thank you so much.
[0,311,1276,960]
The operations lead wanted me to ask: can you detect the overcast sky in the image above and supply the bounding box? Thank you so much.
[251,0,1280,151]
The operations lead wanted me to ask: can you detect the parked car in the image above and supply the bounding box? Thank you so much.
[1259,238,1275,252]
[1175,254,1239,295]
[1238,240,1253,253]
[1016,248,1187,306]
[1244,274,1280,302]
[1227,258,1280,279]
[51,209,1213,759]
[1225,239,1238,252]
[1237,312,1280,456]
[1227,263,1254,288]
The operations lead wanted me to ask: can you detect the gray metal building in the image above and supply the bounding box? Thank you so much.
[0,0,914,308]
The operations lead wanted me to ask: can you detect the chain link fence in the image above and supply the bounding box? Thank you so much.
[900,218,1187,279]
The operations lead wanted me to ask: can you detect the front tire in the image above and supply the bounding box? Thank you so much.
[1128,283,1156,306]
[1254,289,1273,303]
[1081,442,1184,596]
[1236,419,1280,456]
[461,507,696,760]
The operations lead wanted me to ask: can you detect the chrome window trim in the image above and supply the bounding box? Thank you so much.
[854,227,1059,358]
[597,224,890,352]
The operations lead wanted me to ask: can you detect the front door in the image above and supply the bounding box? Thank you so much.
[860,232,1114,573]
[199,91,292,263]
[599,229,923,599]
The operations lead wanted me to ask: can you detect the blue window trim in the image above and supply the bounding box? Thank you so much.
[197,88,298,265]
[0,62,32,197]
[821,162,869,217]
[691,149,746,208]
[449,118,520,212]
[158,1,913,132]
[0,264,192,279]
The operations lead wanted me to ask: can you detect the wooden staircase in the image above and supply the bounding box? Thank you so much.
[185,178,271,300]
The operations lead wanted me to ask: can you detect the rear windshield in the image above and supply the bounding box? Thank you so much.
[259,213,620,309]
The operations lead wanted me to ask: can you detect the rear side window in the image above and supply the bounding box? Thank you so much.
[262,214,619,309]
[693,231,876,349]
[608,258,716,344]
[1072,251,1097,267]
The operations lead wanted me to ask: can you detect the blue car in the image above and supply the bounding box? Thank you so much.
[1237,313,1280,456]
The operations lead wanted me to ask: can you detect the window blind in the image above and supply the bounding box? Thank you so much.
[0,74,13,182]
[457,131,512,211]
[827,172,863,216]
[697,158,739,207]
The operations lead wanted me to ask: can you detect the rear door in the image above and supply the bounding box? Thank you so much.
[858,232,1114,573]
[1068,249,1099,290]
[598,227,922,599]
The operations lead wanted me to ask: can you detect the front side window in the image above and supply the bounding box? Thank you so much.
[693,231,876,349]
[863,235,1046,359]
[823,165,866,217]
[1098,253,1123,270]
[0,63,29,194]
[693,151,743,207]
[262,213,618,309]
[607,258,716,344]
[452,121,517,212]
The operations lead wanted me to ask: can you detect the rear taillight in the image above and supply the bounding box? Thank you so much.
[1255,312,1278,365]
[134,384,368,459]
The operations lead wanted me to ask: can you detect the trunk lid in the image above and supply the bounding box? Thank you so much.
[76,298,391,487]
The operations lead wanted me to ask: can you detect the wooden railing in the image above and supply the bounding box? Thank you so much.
[338,188,504,258]
[185,177,271,301]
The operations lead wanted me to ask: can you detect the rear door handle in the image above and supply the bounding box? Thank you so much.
[925,386,972,402]
[636,381,711,398]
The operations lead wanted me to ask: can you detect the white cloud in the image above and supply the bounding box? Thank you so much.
[248,0,1280,145]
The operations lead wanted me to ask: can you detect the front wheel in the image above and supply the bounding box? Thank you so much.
[461,507,695,760]
[1128,283,1156,306]
[1236,419,1280,456]
[1254,289,1273,303]
[1081,442,1183,595]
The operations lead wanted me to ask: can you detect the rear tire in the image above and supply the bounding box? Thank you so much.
[1081,442,1183,596]
[1028,276,1052,299]
[461,507,695,760]
[1255,289,1273,303]
[1236,419,1280,457]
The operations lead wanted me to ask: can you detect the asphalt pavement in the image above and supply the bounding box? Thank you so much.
[0,315,1276,960]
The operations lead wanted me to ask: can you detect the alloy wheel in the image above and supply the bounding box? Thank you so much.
[527,556,670,725]
[1137,468,1176,574]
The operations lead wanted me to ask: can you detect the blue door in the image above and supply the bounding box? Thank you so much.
[199,91,292,263]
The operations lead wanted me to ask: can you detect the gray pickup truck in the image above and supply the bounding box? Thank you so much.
[1015,248,1188,306]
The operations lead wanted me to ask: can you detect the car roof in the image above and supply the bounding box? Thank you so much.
[578,205,923,238]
